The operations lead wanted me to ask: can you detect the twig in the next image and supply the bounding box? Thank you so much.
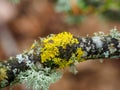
[0,28,120,90]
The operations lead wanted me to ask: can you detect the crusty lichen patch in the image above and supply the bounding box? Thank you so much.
[0,68,7,81]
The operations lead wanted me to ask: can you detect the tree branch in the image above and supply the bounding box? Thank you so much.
[0,28,120,89]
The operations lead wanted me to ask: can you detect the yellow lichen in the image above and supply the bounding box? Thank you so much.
[41,32,78,63]
[76,48,84,62]
[43,32,78,48]
[0,68,7,81]
[53,58,73,69]
[31,44,35,49]
[40,32,84,68]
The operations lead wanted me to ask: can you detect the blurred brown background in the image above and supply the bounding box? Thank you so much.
[1,0,120,90]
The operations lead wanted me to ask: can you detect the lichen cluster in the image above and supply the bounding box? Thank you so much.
[18,65,62,90]
[40,32,84,68]
[14,32,84,90]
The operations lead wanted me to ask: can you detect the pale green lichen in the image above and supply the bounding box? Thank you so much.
[0,80,8,88]
[17,64,62,90]
[94,31,105,37]
[110,27,120,39]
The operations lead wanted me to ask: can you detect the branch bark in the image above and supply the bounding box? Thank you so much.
[0,29,120,88]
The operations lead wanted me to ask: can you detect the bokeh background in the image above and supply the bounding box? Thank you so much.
[1,0,120,90]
